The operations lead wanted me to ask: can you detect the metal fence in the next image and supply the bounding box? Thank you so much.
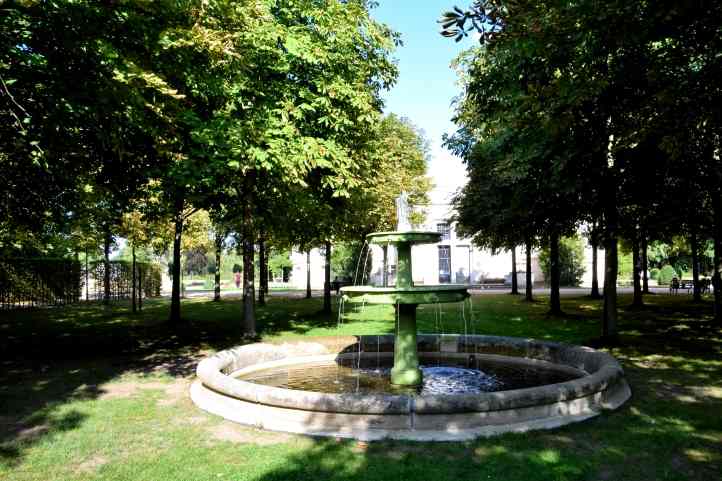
[0,258,81,309]
[0,258,162,310]
[87,260,162,302]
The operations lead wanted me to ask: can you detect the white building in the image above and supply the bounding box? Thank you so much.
[364,201,542,287]
[290,249,326,290]
[288,180,604,290]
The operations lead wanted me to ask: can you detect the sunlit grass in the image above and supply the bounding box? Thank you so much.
[1,293,721,480]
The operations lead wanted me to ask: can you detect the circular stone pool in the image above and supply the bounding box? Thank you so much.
[191,335,631,441]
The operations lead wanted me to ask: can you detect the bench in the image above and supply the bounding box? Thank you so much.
[330,278,352,294]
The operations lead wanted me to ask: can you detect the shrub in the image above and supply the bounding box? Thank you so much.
[332,242,370,281]
[206,257,216,275]
[617,249,633,281]
[539,235,586,287]
[649,268,660,280]
[657,265,678,286]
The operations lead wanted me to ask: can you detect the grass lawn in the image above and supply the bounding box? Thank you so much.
[1,293,721,480]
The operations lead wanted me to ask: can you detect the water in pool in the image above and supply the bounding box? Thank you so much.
[238,356,582,396]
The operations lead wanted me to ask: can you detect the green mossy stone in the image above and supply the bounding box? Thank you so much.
[366,231,442,245]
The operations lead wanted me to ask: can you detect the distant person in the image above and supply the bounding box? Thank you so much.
[234,272,241,289]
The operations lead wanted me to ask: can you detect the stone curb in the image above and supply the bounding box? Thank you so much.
[192,335,631,440]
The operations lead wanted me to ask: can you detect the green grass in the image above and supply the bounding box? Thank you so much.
[1,293,721,480]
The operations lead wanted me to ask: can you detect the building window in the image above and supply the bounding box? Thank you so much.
[438,246,451,284]
[436,223,451,240]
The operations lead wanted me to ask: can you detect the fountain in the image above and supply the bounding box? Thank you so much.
[190,194,631,440]
[340,192,469,386]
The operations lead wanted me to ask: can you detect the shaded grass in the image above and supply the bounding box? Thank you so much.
[1,293,721,480]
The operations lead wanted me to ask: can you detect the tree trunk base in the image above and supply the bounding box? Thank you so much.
[241,332,258,342]
[587,334,622,348]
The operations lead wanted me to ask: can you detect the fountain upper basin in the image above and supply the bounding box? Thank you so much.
[366,231,443,244]
[341,285,470,305]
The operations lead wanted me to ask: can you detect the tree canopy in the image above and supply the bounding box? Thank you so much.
[1,0,435,326]
[443,0,722,332]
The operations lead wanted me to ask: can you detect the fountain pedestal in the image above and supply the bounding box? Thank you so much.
[390,304,421,385]
[341,231,470,386]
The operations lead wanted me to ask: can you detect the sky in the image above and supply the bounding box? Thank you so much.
[371,1,475,204]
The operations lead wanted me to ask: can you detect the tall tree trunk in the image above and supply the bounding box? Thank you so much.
[549,231,562,315]
[169,194,184,324]
[510,246,519,295]
[85,246,89,301]
[382,245,388,287]
[242,243,248,301]
[590,226,602,299]
[242,200,256,336]
[131,244,137,313]
[263,247,269,295]
[713,192,722,325]
[214,231,222,302]
[642,234,650,294]
[323,241,332,314]
[632,230,643,307]
[525,236,533,302]
[103,226,111,305]
[602,185,619,340]
[73,250,80,305]
[691,228,701,302]
[306,250,312,299]
[138,266,142,311]
[258,236,266,307]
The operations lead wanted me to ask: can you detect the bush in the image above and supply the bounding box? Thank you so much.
[539,235,586,287]
[206,257,216,275]
[657,265,678,286]
[332,242,370,281]
[232,263,242,273]
[617,250,633,281]
[649,268,660,280]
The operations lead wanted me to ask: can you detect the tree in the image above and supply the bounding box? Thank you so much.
[585,223,603,299]
[448,38,583,314]
[1,1,167,250]
[268,249,292,281]
[443,0,722,336]
[539,236,586,288]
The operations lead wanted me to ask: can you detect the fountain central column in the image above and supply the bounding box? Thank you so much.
[341,230,468,388]
[391,241,422,386]
[391,303,421,385]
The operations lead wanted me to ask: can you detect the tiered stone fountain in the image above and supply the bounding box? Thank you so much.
[340,229,469,386]
[191,194,631,440]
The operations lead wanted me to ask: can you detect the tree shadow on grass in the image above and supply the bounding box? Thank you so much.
[1,293,721,475]
[0,409,87,467]
[248,399,722,481]
[0,295,350,466]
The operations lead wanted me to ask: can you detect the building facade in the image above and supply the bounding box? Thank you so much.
[289,201,604,290]
[366,202,542,287]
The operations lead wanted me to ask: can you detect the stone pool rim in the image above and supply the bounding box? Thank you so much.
[191,334,631,441]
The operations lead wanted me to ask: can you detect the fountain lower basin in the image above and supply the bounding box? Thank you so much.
[191,335,631,441]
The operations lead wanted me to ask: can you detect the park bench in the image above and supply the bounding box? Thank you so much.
[474,278,507,290]
[670,278,710,295]
[330,277,352,294]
